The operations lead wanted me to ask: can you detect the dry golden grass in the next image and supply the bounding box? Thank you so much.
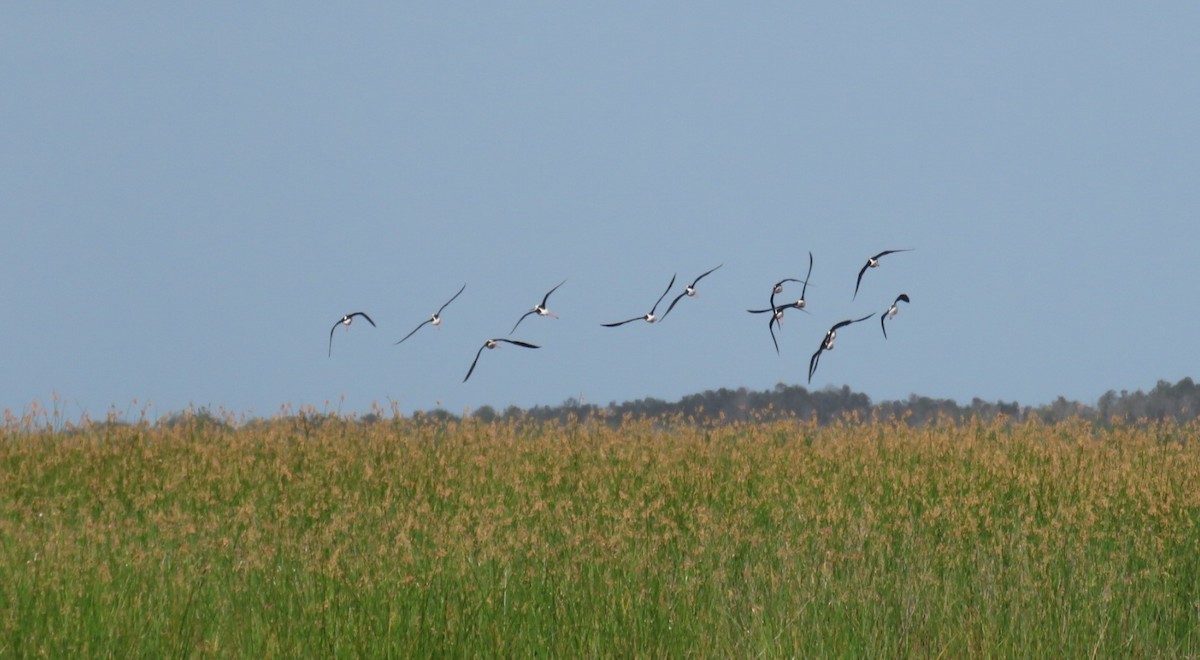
[2,408,1198,656]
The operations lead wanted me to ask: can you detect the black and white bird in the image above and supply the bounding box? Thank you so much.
[328,312,376,357]
[602,274,677,327]
[768,306,786,355]
[808,314,875,383]
[746,303,791,354]
[854,249,912,300]
[748,254,813,354]
[395,283,466,345]
[770,279,802,304]
[759,293,813,325]
[510,280,566,334]
[661,264,722,320]
[771,251,814,311]
[463,338,540,382]
[880,293,910,339]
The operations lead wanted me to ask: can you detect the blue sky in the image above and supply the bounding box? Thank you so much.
[3,4,1198,420]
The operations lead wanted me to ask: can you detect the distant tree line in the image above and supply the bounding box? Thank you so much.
[47,377,1197,433]
[454,377,1200,427]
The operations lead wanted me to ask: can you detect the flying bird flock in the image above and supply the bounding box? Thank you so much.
[329,250,914,384]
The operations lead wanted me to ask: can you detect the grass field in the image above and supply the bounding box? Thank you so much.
[2,408,1198,657]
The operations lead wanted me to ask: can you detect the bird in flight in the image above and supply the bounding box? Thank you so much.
[602,274,677,327]
[328,312,376,357]
[661,264,722,320]
[767,305,787,355]
[808,314,875,383]
[880,293,911,339]
[510,279,566,334]
[746,303,792,354]
[463,338,540,382]
[749,254,813,354]
[395,283,466,345]
[771,251,814,311]
[854,249,912,300]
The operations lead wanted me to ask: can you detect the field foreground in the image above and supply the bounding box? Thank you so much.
[2,413,1199,656]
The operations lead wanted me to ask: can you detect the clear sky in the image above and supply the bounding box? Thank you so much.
[3,4,1198,420]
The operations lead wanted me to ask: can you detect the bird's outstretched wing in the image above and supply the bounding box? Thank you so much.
[833,313,876,332]
[808,345,824,383]
[352,311,376,326]
[649,273,677,316]
[510,310,536,334]
[394,318,432,345]
[496,339,539,349]
[853,262,870,300]
[328,321,340,357]
[438,283,467,315]
[691,264,722,286]
[541,280,566,307]
[463,343,489,382]
[661,292,688,320]
[800,252,813,300]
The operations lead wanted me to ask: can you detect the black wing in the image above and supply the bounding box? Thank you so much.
[801,252,813,300]
[494,338,540,349]
[808,344,824,383]
[853,262,870,300]
[660,291,688,321]
[437,283,467,315]
[602,316,643,328]
[832,313,876,332]
[350,311,376,327]
[690,264,722,287]
[328,320,340,357]
[895,293,910,305]
[649,273,677,316]
[749,304,792,314]
[769,313,781,355]
[541,279,566,307]
[510,310,536,335]
[463,343,489,382]
[872,248,913,260]
[881,313,889,340]
[394,318,432,345]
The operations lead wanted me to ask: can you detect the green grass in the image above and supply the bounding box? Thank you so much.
[2,413,1198,656]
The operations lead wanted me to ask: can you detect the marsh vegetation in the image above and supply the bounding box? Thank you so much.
[3,409,1198,656]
